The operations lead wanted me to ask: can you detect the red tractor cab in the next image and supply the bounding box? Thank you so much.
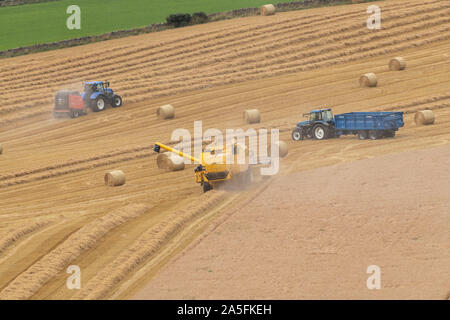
[53,90,87,118]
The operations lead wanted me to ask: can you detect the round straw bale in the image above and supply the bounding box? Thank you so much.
[275,141,288,158]
[243,109,261,124]
[156,104,175,119]
[104,170,126,187]
[414,110,435,125]
[169,155,185,171]
[157,153,170,170]
[157,153,185,171]
[359,73,378,87]
[389,57,406,71]
[0,144,2,155]
[260,4,276,16]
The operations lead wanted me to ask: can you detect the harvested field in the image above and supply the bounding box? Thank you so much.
[0,0,449,299]
[134,145,450,299]
[0,204,150,300]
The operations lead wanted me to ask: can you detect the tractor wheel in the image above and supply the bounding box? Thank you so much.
[203,182,213,193]
[111,95,122,108]
[368,130,379,140]
[291,128,304,141]
[70,109,81,118]
[313,124,328,140]
[384,130,395,138]
[92,96,106,112]
[358,131,368,140]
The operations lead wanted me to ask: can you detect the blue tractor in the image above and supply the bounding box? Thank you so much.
[292,108,336,140]
[82,81,122,112]
[292,108,404,140]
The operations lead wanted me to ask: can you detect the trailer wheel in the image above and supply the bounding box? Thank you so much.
[358,131,368,140]
[384,130,395,138]
[203,182,213,193]
[313,124,327,140]
[70,110,81,118]
[329,129,339,138]
[368,130,379,140]
[111,95,122,108]
[92,96,106,112]
[291,128,304,141]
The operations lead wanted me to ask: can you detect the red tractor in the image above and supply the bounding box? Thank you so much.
[53,81,122,118]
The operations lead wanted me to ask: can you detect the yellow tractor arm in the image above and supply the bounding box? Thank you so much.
[153,142,202,164]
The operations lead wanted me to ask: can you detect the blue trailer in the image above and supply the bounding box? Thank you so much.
[291,108,404,140]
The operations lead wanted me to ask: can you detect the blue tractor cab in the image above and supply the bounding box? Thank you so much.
[292,108,335,140]
[82,81,122,112]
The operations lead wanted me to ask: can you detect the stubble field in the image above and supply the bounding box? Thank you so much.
[0,0,449,299]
